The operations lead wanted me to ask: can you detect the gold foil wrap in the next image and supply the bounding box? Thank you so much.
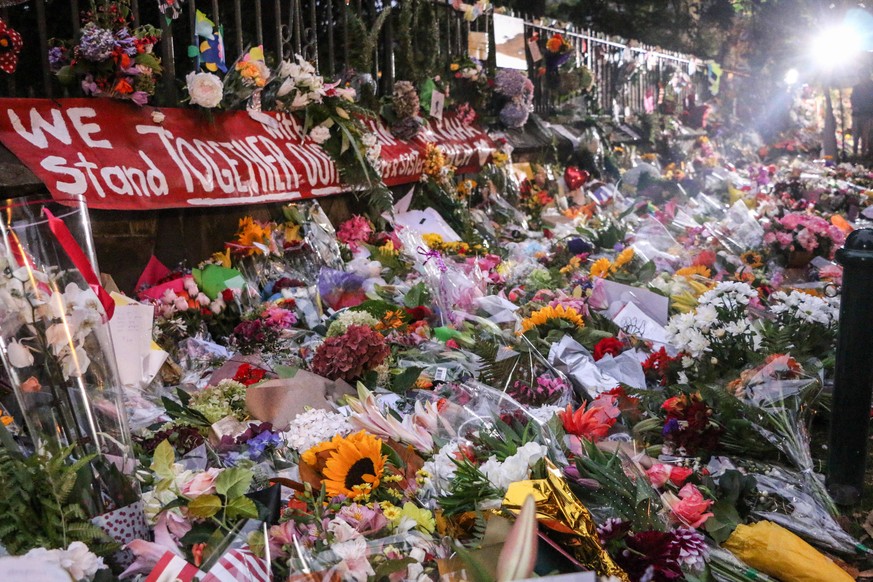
[502,460,630,582]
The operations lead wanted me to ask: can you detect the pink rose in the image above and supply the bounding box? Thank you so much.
[646,464,671,488]
[666,483,713,528]
[181,468,221,498]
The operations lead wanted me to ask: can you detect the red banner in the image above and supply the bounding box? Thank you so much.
[0,98,495,210]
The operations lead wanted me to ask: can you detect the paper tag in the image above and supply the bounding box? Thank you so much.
[430,90,445,120]
[434,367,448,382]
[528,38,543,62]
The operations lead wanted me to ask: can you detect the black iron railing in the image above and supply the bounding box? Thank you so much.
[0,1,706,120]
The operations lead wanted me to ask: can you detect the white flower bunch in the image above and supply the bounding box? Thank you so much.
[666,281,761,367]
[327,310,380,337]
[24,541,105,581]
[276,54,326,110]
[284,408,353,453]
[769,290,839,328]
[479,441,547,492]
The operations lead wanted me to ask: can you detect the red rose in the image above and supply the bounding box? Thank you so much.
[405,305,433,321]
[221,288,236,302]
[593,337,624,361]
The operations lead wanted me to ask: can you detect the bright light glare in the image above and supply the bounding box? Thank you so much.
[811,26,864,69]
[784,68,799,85]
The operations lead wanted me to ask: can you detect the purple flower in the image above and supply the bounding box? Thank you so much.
[246,430,283,458]
[663,417,680,436]
[495,69,529,98]
[113,27,138,56]
[131,91,149,106]
[317,268,366,310]
[500,100,530,128]
[81,75,101,96]
[78,23,117,61]
[336,503,388,536]
[48,46,68,72]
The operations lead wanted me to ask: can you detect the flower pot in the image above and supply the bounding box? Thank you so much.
[0,195,141,519]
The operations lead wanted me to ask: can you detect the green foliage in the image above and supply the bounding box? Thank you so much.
[346,8,392,73]
[396,0,441,85]
[0,444,119,557]
[571,439,664,532]
[439,458,501,516]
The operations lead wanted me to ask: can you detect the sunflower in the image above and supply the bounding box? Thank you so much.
[521,304,585,333]
[236,217,271,254]
[590,257,612,279]
[612,247,635,270]
[322,431,387,498]
[675,265,711,279]
[740,251,764,269]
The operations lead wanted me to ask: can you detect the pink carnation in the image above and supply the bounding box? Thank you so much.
[337,215,374,251]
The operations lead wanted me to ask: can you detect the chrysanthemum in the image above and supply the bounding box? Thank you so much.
[675,265,711,279]
[322,431,387,498]
[589,257,612,279]
[521,304,585,332]
[612,247,635,270]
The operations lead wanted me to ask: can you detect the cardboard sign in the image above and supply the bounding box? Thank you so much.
[0,98,495,210]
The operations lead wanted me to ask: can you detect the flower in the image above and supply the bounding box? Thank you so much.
[559,394,621,442]
[520,304,585,333]
[675,264,711,278]
[664,483,713,528]
[645,463,693,488]
[593,337,624,361]
[309,124,332,145]
[181,468,221,498]
[331,536,375,581]
[337,215,374,251]
[25,541,105,581]
[311,325,390,382]
[6,339,33,368]
[186,71,224,108]
[321,431,387,498]
[285,408,353,452]
[612,247,635,270]
[590,257,612,278]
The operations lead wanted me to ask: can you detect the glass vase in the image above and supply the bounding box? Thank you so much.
[0,195,144,557]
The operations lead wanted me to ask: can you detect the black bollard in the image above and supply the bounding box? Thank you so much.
[828,228,873,505]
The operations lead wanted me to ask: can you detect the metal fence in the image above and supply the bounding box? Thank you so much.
[0,1,706,119]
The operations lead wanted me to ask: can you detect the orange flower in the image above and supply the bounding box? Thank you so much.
[546,34,566,53]
[114,78,134,95]
[558,395,620,442]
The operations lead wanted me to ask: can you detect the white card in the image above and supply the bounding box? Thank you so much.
[430,90,445,120]
[109,302,154,387]
[613,301,669,345]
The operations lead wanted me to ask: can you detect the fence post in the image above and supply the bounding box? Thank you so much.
[827,228,873,505]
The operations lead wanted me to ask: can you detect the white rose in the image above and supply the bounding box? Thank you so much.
[151,110,165,124]
[186,72,224,108]
[61,541,105,581]
[309,125,332,145]
[7,339,33,368]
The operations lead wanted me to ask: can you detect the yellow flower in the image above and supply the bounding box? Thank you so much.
[381,502,401,521]
[675,265,711,279]
[423,143,452,177]
[590,257,612,279]
[560,255,582,275]
[450,63,460,72]
[236,217,271,255]
[492,151,509,167]
[740,251,764,269]
[612,247,635,270]
[375,310,405,331]
[301,438,338,467]
[422,233,445,250]
[392,502,436,534]
[321,431,387,498]
[379,240,399,255]
[211,248,232,268]
[521,305,585,333]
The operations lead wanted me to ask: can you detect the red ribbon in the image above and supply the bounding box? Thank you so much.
[43,208,115,321]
